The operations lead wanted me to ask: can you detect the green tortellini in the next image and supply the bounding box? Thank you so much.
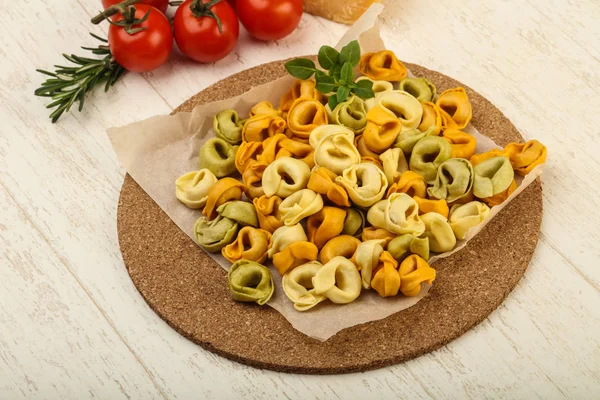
[213,109,245,145]
[228,260,274,305]
[387,234,430,262]
[473,156,515,198]
[330,96,368,133]
[398,77,436,102]
[428,158,474,203]
[409,136,452,183]
[394,126,436,154]
[342,208,366,237]
[420,212,456,253]
[198,138,239,178]
[216,201,259,227]
[449,201,491,239]
[193,215,238,252]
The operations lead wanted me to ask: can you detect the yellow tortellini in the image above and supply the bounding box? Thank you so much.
[371,251,400,297]
[307,167,351,207]
[306,206,347,249]
[356,76,394,95]
[193,215,238,252]
[313,133,361,175]
[398,255,436,297]
[330,96,368,133]
[262,156,311,198]
[198,138,239,178]
[427,158,474,203]
[253,195,284,233]
[320,235,361,264]
[409,136,452,183]
[366,90,423,132]
[175,169,218,209]
[278,189,324,225]
[267,223,307,258]
[351,239,385,289]
[336,162,388,208]
[282,261,327,311]
[386,170,427,199]
[214,109,245,145]
[420,212,456,253]
[358,50,408,82]
[472,156,515,199]
[309,124,355,149]
[387,234,430,262]
[222,226,272,264]
[367,193,425,236]
[362,106,402,153]
[398,77,436,102]
[228,260,274,305]
[313,256,362,304]
[216,200,259,227]
[436,87,472,130]
[504,140,547,175]
[449,201,491,239]
[380,148,408,185]
[287,98,328,140]
[418,101,443,136]
[272,241,319,276]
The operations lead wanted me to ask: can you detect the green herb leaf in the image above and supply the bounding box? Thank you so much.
[340,40,361,67]
[352,79,375,99]
[337,85,350,103]
[285,58,317,80]
[318,45,340,70]
[328,63,342,80]
[340,62,355,85]
[328,95,339,111]
[315,69,327,79]
[315,74,335,94]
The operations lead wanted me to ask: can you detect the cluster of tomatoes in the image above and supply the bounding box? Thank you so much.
[102,0,303,72]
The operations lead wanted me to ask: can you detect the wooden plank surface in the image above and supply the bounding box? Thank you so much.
[0,0,598,398]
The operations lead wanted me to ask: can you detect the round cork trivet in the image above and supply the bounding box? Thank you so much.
[117,59,542,374]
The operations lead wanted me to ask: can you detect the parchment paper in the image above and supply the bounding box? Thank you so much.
[108,4,543,341]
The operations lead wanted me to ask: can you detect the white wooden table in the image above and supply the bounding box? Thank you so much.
[1,0,599,398]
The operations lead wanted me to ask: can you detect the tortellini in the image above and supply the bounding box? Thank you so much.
[331,96,368,133]
[307,167,351,207]
[361,106,401,153]
[361,227,397,245]
[214,109,245,145]
[228,260,274,305]
[198,138,239,178]
[242,161,267,199]
[436,87,472,130]
[394,126,437,155]
[504,140,547,175]
[280,79,324,112]
[398,77,436,102]
[351,239,385,289]
[356,76,394,95]
[336,162,388,208]
[235,140,263,173]
[203,178,245,220]
[386,170,427,198]
[272,241,319,276]
[367,90,423,132]
[420,212,456,253]
[442,129,477,159]
[427,158,474,203]
[413,196,449,218]
[253,195,284,233]
[418,101,442,135]
[342,208,366,237]
[194,215,238,252]
[469,148,510,167]
[320,235,361,264]
[259,133,314,167]
[409,136,452,183]
[262,156,311,198]
[380,148,408,185]
[242,114,287,142]
[449,201,491,239]
[216,200,259,227]
[387,234,430,262]
[250,100,282,117]
[309,124,355,149]
[313,133,361,175]
[282,261,327,311]
[278,189,324,225]
[306,206,347,249]
[371,251,400,297]
[313,256,362,304]
[398,255,436,297]
[222,226,271,263]
[368,193,425,236]
[175,169,218,209]
[267,223,307,258]
[481,179,517,207]
[472,156,514,198]
[287,98,328,139]
[358,50,407,82]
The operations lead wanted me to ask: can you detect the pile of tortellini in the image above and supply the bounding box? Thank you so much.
[175,50,548,311]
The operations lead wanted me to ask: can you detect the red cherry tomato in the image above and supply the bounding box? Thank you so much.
[236,0,302,41]
[102,0,169,15]
[108,5,173,73]
[173,0,239,63]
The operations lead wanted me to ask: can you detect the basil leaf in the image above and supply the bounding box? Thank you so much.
[340,40,361,67]
[318,45,340,70]
[340,62,355,85]
[352,84,375,99]
[328,63,342,80]
[328,95,339,111]
[337,85,350,103]
[315,70,327,79]
[285,58,317,80]
[315,74,335,93]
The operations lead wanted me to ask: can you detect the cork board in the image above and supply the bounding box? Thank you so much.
[117,59,543,374]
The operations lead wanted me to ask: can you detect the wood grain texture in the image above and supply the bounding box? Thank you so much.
[0,0,598,398]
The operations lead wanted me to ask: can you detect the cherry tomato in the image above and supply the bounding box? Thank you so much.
[108,5,173,72]
[236,0,302,41]
[173,0,239,63]
[102,0,169,15]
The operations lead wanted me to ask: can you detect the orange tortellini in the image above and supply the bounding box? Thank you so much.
[398,255,436,297]
[287,98,328,139]
[436,87,472,130]
[320,235,361,264]
[242,114,287,142]
[504,140,547,175]
[362,106,402,153]
[386,170,427,199]
[442,129,477,159]
[306,206,347,249]
[202,178,245,220]
[280,79,324,112]
[307,167,351,207]
[359,50,407,81]
[222,227,272,264]
[371,251,401,297]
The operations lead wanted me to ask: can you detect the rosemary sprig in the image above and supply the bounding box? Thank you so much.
[34,33,126,123]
